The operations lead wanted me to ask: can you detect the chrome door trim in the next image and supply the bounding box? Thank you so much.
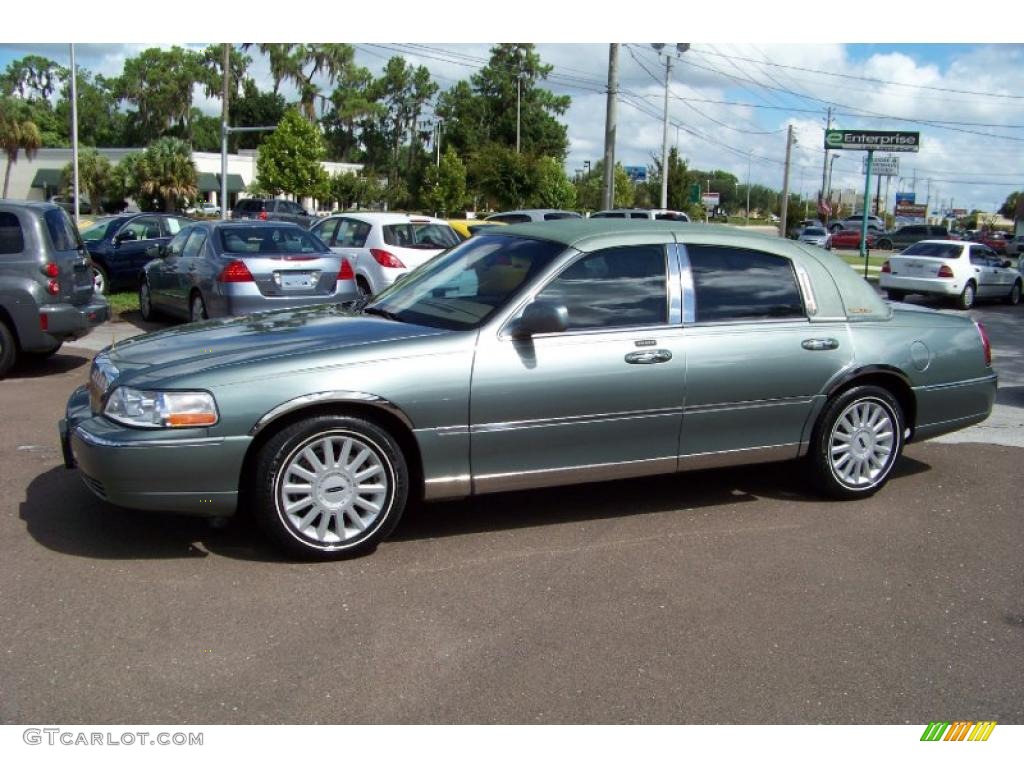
[678,443,800,471]
[474,455,677,495]
[470,406,683,434]
[682,395,815,415]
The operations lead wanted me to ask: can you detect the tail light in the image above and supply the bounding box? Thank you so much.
[42,263,60,278]
[975,321,992,366]
[370,248,405,269]
[218,260,255,283]
[880,261,891,274]
[258,211,268,221]
[937,264,955,278]
[337,259,354,280]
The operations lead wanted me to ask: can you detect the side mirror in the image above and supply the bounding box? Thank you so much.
[1001,259,1012,269]
[507,301,569,338]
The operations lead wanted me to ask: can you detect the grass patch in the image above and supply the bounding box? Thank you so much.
[105,290,139,318]
[834,251,889,270]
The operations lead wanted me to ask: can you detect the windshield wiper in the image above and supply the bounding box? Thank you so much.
[363,306,403,323]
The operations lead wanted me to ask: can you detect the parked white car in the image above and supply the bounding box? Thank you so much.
[310,213,461,297]
[879,240,1022,309]
[797,226,829,248]
[590,208,690,222]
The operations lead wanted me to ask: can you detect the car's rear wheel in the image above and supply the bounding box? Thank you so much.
[1006,280,1022,306]
[877,239,892,250]
[0,321,18,379]
[886,290,906,302]
[139,280,156,321]
[811,385,904,500]
[957,281,976,310]
[92,264,109,294]
[356,276,372,299]
[254,415,408,560]
[189,292,208,323]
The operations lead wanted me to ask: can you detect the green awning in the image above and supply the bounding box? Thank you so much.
[197,172,219,193]
[31,168,63,189]
[218,173,246,193]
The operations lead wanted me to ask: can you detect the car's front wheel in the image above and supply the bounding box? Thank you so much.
[254,415,409,560]
[810,385,904,500]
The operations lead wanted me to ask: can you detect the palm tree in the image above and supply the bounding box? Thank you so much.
[61,148,114,214]
[139,137,197,212]
[257,44,354,121]
[0,97,43,198]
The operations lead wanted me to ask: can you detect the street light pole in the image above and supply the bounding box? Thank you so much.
[653,44,689,210]
[69,44,79,227]
[745,152,751,227]
[220,43,230,220]
[516,74,522,154]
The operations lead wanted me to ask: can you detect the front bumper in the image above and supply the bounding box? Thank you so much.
[60,385,250,517]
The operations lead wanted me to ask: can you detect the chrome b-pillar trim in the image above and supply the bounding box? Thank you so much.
[250,391,415,436]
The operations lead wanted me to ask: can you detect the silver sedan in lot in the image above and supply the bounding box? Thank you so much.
[63,221,997,560]
[138,221,359,323]
[797,226,829,248]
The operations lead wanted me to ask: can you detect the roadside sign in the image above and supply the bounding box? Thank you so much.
[689,183,701,204]
[863,155,898,176]
[701,192,720,209]
[825,130,920,153]
[895,192,916,205]
[624,165,647,182]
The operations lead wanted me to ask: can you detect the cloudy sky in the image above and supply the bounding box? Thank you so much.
[3,2,1022,214]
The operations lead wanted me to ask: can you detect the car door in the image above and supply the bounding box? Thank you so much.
[111,215,164,287]
[331,218,371,279]
[147,227,191,315]
[676,243,853,466]
[177,228,209,313]
[969,246,1001,297]
[470,240,686,493]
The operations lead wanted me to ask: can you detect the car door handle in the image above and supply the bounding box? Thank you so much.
[625,349,672,364]
[802,338,839,351]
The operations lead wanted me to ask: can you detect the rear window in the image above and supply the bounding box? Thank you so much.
[219,226,327,255]
[0,211,25,254]
[44,208,83,251]
[544,212,580,220]
[900,242,964,259]
[383,222,460,250]
[489,214,531,224]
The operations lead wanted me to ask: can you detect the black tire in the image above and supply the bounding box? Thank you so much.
[92,263,110,294]
[253,414,409,560]
[956,281,976,310]
[0,321,18,379]
[886,290,906,302]
[877,239,892,250]
[139,279,156,321]
[1006,280,1022,306]
[189,292,208,323]
[810,385,904,500]
[356,276,372,299]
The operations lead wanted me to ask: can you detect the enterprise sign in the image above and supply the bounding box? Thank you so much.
[825,130,920,153]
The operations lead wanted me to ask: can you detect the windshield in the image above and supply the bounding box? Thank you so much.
[803,228,826,236]
[79,218,119,242]
[383,222,460,250]
[900,242,964,259]
[219,226,328,254]
[366,235,565,331]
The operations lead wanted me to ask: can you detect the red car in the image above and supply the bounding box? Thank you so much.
[826,228,877,250]
[977,232,1009,254]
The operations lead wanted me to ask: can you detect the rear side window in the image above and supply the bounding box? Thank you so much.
[630,212,649,219]
[687,245,805,323]
[0,211,25,254]
[182,230,207,259]
[314,218,340,245]
[489,214,531,224]
[543,212,580,220]
[44,208,82,251]
[591,212,625,218]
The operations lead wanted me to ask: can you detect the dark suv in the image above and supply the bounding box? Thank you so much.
[232,198,316,229]
[876,224,949,251]
[0,202,109,377]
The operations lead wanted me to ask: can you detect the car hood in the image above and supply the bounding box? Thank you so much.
[105,303,448,375]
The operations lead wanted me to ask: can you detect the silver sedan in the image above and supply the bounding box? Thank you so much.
[139,221,359,323]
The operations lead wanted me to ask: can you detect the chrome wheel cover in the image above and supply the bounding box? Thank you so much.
[962,284,975,307]
[829,398,897,489]
[275,431,391,546]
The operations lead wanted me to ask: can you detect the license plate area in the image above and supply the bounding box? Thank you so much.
[276,271,318,290]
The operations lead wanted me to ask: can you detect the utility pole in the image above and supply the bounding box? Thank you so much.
[601,44,618,211]
[745,152,751,227]
[220,43,230,220]
[516,73,522,154]
[820,106,833,225]
[652,44,689,209]
[69,44,79,227]
[780,125,794,238]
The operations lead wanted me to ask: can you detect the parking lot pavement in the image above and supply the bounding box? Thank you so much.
[1,312,1022,725]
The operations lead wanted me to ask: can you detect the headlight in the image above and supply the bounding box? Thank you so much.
[103,387,219,429]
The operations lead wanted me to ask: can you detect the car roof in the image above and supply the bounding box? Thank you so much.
[321,212,449,225]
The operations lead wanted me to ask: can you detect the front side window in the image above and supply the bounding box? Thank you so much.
[165,227,192,257]
[314,218,340,246]
[687,245,805,323]
[533,245,668,330]
[182,230,207,259]
[120,216,162,241]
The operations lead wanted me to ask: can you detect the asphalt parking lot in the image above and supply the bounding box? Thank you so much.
[0,297,1021,725]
